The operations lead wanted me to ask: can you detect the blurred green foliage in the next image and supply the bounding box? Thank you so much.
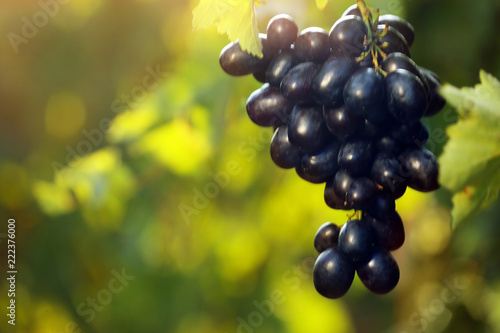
[0,0,499,332]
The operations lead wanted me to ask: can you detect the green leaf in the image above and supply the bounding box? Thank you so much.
[439,70,500,228]
[192,0,263,57]
[316,0,328,10]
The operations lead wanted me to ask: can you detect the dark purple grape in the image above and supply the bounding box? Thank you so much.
[376,135,403,155]
[333,170,354,199]
[296,141,341,183]
[341,4,362,17]
[288,104,330,153]
[219,41,266,76]
[295,27,330,63]
[338,219,376,263]
[378,14,415,47]
[324,105,361,140]
[266,47,298,87]
[357,248,400,294]
[370,153,407,196]
[343,67,387,123]
[377,25,411,58]
[325,179,351,210]
[252,68,267,83]
[346,177,377,210]
[338,139,374,176]
[366,191,396,221]
[312,56,358,106]
[314,222,340,253]
[398,148,440,192]
[381,52,429,95]
[266,14,299,50]
[313,247,355,299]
[390,121,428,146]
[420,67,446,117]
[270,125,302,169]
[329,15,367,58]
[219,34,274,76]
[246,84,293,127]
[280,62,319,103]
[386,69,428,122]
[357,118,384,139]
[366,212,405,251]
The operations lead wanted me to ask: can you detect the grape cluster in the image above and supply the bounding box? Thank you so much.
[219,2,445,298]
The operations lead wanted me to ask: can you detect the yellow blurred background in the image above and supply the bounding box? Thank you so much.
[0,0,499,332]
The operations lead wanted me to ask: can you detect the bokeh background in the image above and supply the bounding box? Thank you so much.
[0,0,500,332]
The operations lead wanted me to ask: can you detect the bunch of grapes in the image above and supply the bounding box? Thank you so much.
[219,1,446,298]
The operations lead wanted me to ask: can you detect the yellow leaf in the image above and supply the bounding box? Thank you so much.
[192,0,263,57]
[316,0,328,10]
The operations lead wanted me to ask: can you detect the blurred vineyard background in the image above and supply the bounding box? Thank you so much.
[0,0,500,332]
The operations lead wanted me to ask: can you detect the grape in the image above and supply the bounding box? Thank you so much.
[333,169,354,201]
[266,47,298,87]
[398,148,440,192]
[312,56,358,106]
[219,34,274,76]
[219,41,266,76]
[295,27,330,63]
[288,104,330,153]
[324,179,351,210]
[280,62,319,103]
[346,177,377,210]
[252,68,267,83]
[376,135,403,155]
[338,219,376,263]
[366,212,405,251]
[341,4,362,18]
[357,248,400,294]
[386,69,428,122]
[266,14,299,50]
[381,52,429,95]
[329,15,367,58]
[314,222,340,253]
[358,118,384,139]
[378,14,415,47]
[338,138,374,176]
[270,125,302,169]
[343,67,387,123]
[366,191,396,221]
[420,67,446,117]
[313,247,355,299]
[296,141,341,183]
[378,25,411,58]
[323,105,361,140]
[390,120,428,146]
[246,84,293,127]
[370,152,407,196]
[218,5,446,299]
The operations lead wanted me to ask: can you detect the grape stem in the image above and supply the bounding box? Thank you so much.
[355,0,388,75]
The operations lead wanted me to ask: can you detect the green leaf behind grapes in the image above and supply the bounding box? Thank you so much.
[192,0,264,57]
[439,70,500,228]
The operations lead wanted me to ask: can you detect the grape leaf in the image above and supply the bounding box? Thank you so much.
[316,0,328,10]
[439,70,500,228]
[192,0,264,57]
